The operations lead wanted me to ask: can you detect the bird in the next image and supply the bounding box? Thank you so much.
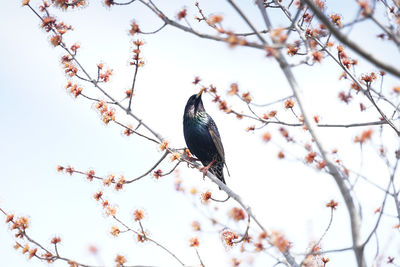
[183,88,228,186]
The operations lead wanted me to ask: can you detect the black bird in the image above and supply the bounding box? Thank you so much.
[183,88,228,186]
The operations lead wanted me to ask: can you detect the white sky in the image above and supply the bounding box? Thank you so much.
[1,0,400,266]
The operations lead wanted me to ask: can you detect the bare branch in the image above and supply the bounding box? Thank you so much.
[127,43,142,112]
[232,213,250,244]
[362,176,393,247]
[302,207,335,265]
[226,0,268,44]
[138,0,269,50]
[140,23,167,34]
[111,214,187,266]
[195,248,205,267]
[113,0,137,5]
[255,1,366,266]
[125,151,169,183]
[26,3,165,143]
[369,13,400,47]
[302,0,400,78]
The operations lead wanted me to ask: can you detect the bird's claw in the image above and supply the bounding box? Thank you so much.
[199,160,216,180]
[199,167,208,180]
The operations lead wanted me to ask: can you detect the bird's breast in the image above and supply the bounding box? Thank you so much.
[183,117,218,164]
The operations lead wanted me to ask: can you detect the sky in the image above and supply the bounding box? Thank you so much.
[1,0,400,267]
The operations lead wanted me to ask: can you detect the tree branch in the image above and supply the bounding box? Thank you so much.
[302,0,400,78]
[255,1,365,266]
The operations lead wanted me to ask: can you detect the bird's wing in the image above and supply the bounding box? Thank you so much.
[209,127,231,176]
[208,123,225,162]
[208,119,231,177]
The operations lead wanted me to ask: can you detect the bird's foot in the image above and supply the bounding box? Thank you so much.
[199,160,215,180]
[199,167,208,180]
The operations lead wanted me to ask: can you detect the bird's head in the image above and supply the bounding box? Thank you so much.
[184,88,206,117]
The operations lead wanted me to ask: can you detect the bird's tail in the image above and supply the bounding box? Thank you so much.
[210,162,225,189]
[224,162,230,177]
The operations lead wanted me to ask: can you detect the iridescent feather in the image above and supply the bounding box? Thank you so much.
[183,90,227,186]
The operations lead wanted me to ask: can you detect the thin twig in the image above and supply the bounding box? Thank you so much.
[160,161,181,177]
[127,44,141,112]
[365,85,400,136]
[113,0,137,5]
[113,120,160,144]
[195,248,205,267]
[255,1,365,266]
[138,0,271,50]
[361,175,393,247]
[227,0,268,45]
[0,209,100,267]
[301,207,335,265]
[80,93,117,104]
[140,23,167,34]
[369,14,400,48]
[233,213,251,244]
[66,0,85,6]
[302,0,400,78]
[125,151,169,183]
[27,3,165,143]
[62,152,171,185]
[112,215,186,266]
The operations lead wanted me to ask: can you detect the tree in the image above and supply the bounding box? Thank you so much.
[1,0,400,266]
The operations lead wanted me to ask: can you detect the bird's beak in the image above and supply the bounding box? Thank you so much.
[196,87,205,98]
